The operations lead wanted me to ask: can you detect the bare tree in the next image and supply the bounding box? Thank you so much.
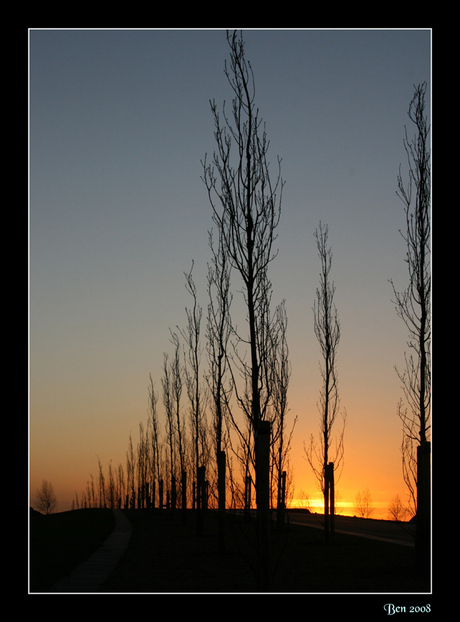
[202,30,283,437]
[202,30,284,588]
[355,489,374,519]
[97,457,106,508]
[126,433,135,508]
[107,460,116,509]
[148,374,161,507]
[160,332,187,511]
[388,494,407,522]
[206,229,233,457]
[89,473,96,508]
[305,223,346,540]
[35,480,57,514]
[389,83,430,567]
[170,332,185,479]
[270,300,296,526]
[137,422,149,508]
[162,351,176,507]
[206,228,233,549]
[179,262,207,505]
[117,463,125,509]
[390,82,431,507]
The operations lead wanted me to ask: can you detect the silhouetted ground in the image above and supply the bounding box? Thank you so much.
[102,510,429,593]
[28,507,430,593]
[29,508,115,592]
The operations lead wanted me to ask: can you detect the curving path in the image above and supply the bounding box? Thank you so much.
[51,509,132,593]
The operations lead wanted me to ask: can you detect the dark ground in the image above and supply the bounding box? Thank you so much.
[30,507,430,594]
[29,508,115,592]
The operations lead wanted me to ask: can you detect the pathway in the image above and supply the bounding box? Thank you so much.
[51,509,132,593]
[289,512,415,547]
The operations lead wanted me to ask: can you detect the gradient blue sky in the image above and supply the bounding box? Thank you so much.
[29,28,431,515]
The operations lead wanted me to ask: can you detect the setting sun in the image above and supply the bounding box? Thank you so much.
[29,27,431,597]
[288,497,391,519]
[29,29,428,526]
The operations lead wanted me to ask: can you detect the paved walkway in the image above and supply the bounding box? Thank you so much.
[51,509,133,593]
[289,513,415,547]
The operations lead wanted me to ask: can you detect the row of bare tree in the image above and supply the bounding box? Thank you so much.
[72,31,430,580]
[73,265,295,513]
[72,32,296,588]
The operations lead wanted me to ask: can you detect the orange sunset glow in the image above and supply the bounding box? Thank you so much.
[29,28,430,531]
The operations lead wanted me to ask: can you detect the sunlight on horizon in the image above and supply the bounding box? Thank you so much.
[29,30,430,526]
[288,497,394,520]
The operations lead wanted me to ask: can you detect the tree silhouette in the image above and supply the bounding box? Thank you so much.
[390,82,431,569]
[161,339,184,510]
[388,494,407,522]
[97,456,106,508]
[35,480,57,514]
[202,29,284,589]
[126,433,135,508]
[206,227,233,549]
[206,229,232,459]
[270,300,296,526]
[305,222,346,542]
[179,262,208,520]
[355,489,374,519]
[136,423,149,508]
[202,30,283,436]
[148,374,161,508]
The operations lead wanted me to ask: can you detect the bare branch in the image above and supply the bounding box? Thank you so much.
[202,30,284,435]
[306,222,346,503]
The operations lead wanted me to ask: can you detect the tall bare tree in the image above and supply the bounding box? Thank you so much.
[270,300,296,526]
[161,353,176,508]
[202,30,283,437]
[126,433,135,508]
[97,456,106,508]
[305,223,346,541]
[206,229,232,458]
[89,473,96,508]
[117,463,125,509]
[390,82,430,567]
[170,331,185,480]
[179,262,207,498]
[148,374,161,507]
[137,422,149,508]
[107,460,116,509]
[202,30,284,588]
[206,227,233,549]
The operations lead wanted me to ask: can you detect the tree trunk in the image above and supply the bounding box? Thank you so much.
[416,442,430,572]
[255,421,271,591]
[218,450,226,553]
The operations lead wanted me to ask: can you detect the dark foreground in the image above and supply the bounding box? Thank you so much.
[30,508,430,593]
[30,508,115,592]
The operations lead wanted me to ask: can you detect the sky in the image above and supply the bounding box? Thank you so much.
[29,28,431,517]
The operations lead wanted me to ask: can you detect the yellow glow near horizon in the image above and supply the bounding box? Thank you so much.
[288,497,397,520]
[289,498,352,512]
